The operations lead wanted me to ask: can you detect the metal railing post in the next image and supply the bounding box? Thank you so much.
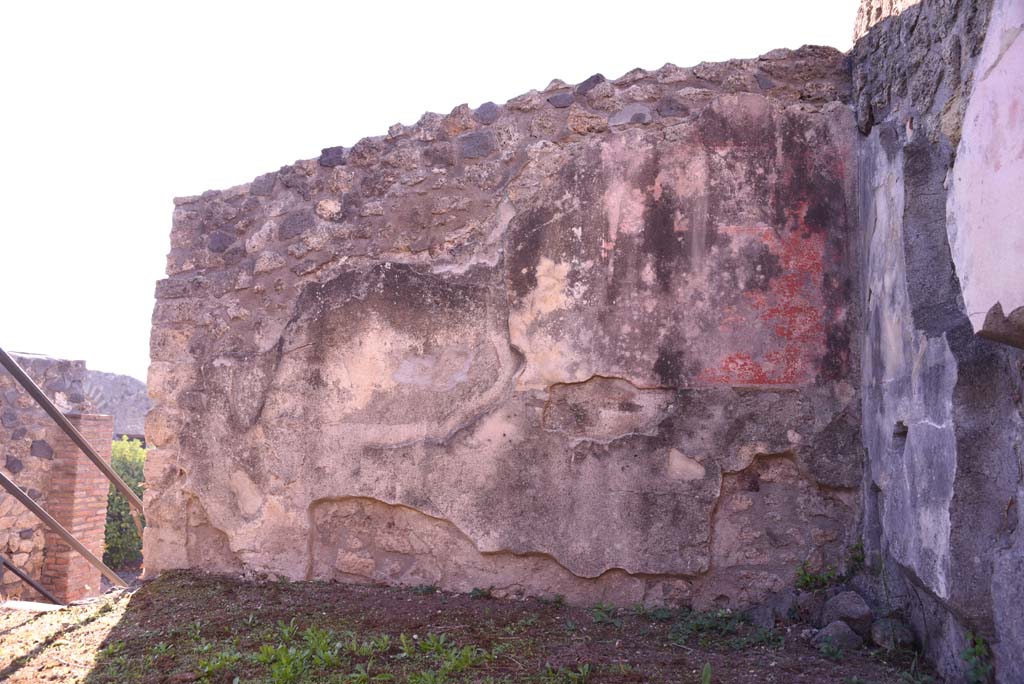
[0,552,62,604]
[0,471,126,588]
[0,347,144,515]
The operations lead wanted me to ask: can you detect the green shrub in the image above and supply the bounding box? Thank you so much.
[795,562,838,590]
[103,436,146,568]
[961,632,993,684]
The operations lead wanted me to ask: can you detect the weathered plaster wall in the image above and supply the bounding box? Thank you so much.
[146,47,863,607]
[0,353,90,599]
[853,0,1024,681]
[947,0,1024,348]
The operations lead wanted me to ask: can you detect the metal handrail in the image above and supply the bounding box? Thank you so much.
[0,471,126,589]
[0,347,144,515]
[0,346,140,601]
[0,551,61,604]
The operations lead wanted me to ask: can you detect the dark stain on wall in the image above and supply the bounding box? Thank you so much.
[508,206,554,299]
[642,188,685,290]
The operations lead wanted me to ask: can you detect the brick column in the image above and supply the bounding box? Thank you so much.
[39,413,114,602]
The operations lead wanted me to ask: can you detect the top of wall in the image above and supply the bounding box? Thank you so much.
[160,45,856,394]
[853,0,921,41]
[6,353,148,436]
[167,44,852,274]
[7,352,91,414]
[82,369,150,437]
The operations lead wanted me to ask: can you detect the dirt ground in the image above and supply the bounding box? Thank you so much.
[0,571,937,683]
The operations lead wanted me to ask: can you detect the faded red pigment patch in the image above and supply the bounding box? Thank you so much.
[697,225,826,386]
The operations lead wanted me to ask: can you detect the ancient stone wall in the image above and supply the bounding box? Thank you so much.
[852,0,1024,681]
[853,0,921,41]
[0,354,90,599]
[946,0,1024,349]
[147,1,1024,677]
[83,369,150,440]
[145,46,864,608]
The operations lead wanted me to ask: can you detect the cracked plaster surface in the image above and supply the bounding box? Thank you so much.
[145,46,862,607]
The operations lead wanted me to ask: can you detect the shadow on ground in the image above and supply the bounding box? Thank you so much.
[2,571,937,683]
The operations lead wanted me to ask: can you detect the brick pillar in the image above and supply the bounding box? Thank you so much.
[39,413,114,602]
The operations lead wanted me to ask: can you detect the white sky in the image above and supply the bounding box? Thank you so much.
[0,1,859,382]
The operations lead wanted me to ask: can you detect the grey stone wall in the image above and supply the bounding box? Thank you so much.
[0,353,91,599]
[852,0,1024,681]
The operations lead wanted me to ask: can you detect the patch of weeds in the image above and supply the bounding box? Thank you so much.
[409,670,447,684]
[897,654,935,684]
[98,640,125,659]
[304,625,344,667]
[277,617,299,644]
[868,644,911,664]
[419,633,452,656]
[796,561,839,590]
[590,602,622,627]
[961,632,993,684]
[255,644,283,665]
[257,645,310,684]
[542,663,592,683]
[819,639,844,662]
[649,607,675,622]
[641,624,659,639]
[94,640,142,683]
[397,633,418,659]
[488,643,511,660]
[343,632,392,657]
[563,619,578,632]
[149,642,172,657]
[701,662,713,684]
[411,584,439,595]
[100,654,135,681]
[847,540,866,575]
[198,647,241,679]
[470,586,494,599]
[406,632,495,680]
[670,609,745,644]
[728,627,784,651]
[370,633,392,654]
[345,658,394,683]
[503,615,537,635]
[187,620,204,641]
[538,594,566,607]
[440,644,489,673]
[253,624,355,684]
[631,603,674,622]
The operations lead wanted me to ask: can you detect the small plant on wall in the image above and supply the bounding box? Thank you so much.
[961,632,994,684]
[103,436,146,568]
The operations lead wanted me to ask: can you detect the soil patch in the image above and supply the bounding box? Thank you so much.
[0,571,937,683]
